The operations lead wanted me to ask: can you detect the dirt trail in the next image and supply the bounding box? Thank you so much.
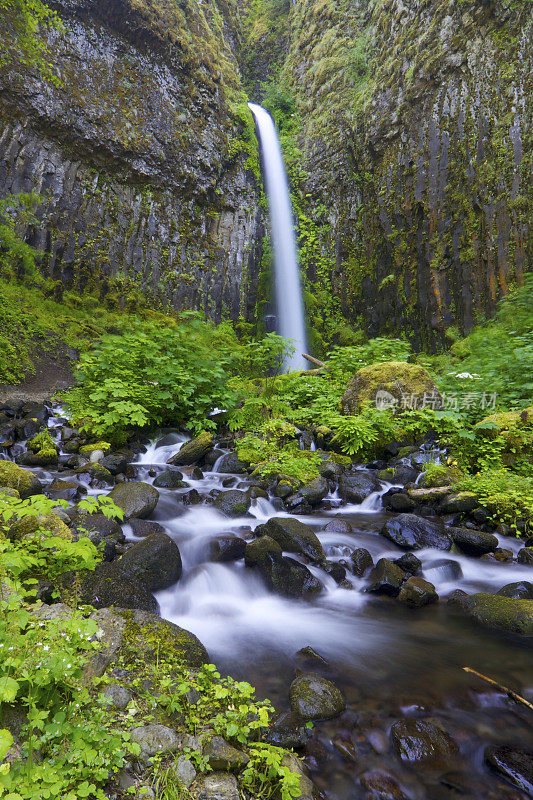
[0,344,76,404]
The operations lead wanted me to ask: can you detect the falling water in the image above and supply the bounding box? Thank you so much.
[248,103,308,371]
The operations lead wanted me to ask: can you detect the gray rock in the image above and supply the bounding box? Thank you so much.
[129,519,166,538]
[398,577,438,608]
[381,513,451,550]
[71,513,125,544]
[152,469,186,488]
[423,558,463,582]
[385,492,416,512]
[108,482,160,519]
[212,490,250,517]
[131,724,180,760]
[339,471,380,503]
[170,755,197,788]
[366,558,405,596]
[204,735,250,772]
[323,518,353,533]
[256,516,325,563]
[290,673,345,721]
[117,532,182,590]
[193,772,240,800]
[103,684,132,709]
[210,535,246,562]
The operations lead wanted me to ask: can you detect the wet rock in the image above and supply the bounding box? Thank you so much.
[244,535,282,567]
[394,553,422,575]
[381,513,451,550]
[360,770,409,799]
[193,772,239,800]
[152,469,186,488]
[179,488,202,505]
[103,684,132,709]
[391,718,458,763]
[262,711,310,749]
[423,558,463,582]
[129,519,166,538]
[351,548,374,577]
[407,486,453,503]
[339,471,380,504]
[117,532,182,591]
[366,559,405,596]
[497,582,533,600]
[286,477,329,510]
[212,490,250,517]
[324,561,347,583]
[340,362,440,414]
[290,673,345,721]
[256,517,325,563]
[260,553,322,598]
[131,724,180,760]
[398,577,438,608]
[74,463,114,485]
[204,736,249,772]
[518,547,533,565]
[215,453,247,474]
[46,478,84,501]
[380,465,419,484]
[71,513,125,544]
[99,450,133,475]
[319,461,345,481]
[436,492,479,514]
[448,592,533,636]
[210,535,246,562]
[449,526,499,556]
[0,461,42,498]
[480,548,514,563]
[108,481,159,518]
[81,563,160,614]
[168,433,214,466]
[485,745,533,794]
[323,518,353,533]
[385,492,416,512]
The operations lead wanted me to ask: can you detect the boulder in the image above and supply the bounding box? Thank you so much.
[46,478,84,501]
[286,477,329,509]
[260,553,322,598]
[448,592,533,636]
[7,513,72,542]
[394,553,422,575]
[340,361,440,414]
[339,471,380,504]
[449,526,498,556]
[215,453,248,474]
[398,577,438,608]
[193,772,239,800]
[485,745,533,794]
[436,492,479,514]
[168,432,214,466]
[99,450,133,475]
[351,548,374,577]
[256,517,325,563]
[323,518,353,533]
[381,514,452,551]
[385,492,415,512]
[497,581,533,600]
[212,490,250,517]
[290,673,345,721]
[103,684,132,710]
[407,486,453,503]
[108,481,159,518]
[129,519,166,538]
[210,535,246,562]
[366,558,405,596]
[117,532,182,590]
[391,718,457,763]
[245,536,282,567]
[518,547,533,565]
[204,736,250,772]
[71,513,125,544]
[80,563,159,614]
[0,461,42,498]
[131,724,180,760]
[152,469,186,489]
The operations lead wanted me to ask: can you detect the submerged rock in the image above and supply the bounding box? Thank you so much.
[116,532,182,590]
[360,770,409,800]
[485,745,533,794]
[391,718,458,763]
[168,433,214,466]
[448,592,533,636]
[290,673,345,721]
[256,516,325,563]
[381,513,451,551]
[108,481,159,519]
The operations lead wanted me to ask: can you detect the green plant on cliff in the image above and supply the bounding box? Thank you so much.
[0,0,62,83]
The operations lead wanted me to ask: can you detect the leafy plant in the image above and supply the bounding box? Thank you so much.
[241,743,302,800]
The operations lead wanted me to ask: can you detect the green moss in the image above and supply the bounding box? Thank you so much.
[340,361,439,414]
[7,513,72,542]
[0,462,41,499]
[79,441,111,456]
[119,610,209,668]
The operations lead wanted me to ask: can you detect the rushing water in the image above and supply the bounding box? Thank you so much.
[7,419,533,800]
[248,103,308,372]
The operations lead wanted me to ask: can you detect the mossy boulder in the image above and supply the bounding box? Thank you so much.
[22,430,59,466]
[117,532,182,590]
[340,362,440,414]
[448,592,533,636]
[79,441,111,456]
[168,432,214,466]
[255,517,325,563]
[7,513,72,542]
[290,673,345,721]
[448,526,498,556]
[213,490,250,517]
[0,462,42,498]
[475,407,533,468]
[398,577,438,608]
[80,562,159,614]
[244,535,282,567]
[108,481,159,518]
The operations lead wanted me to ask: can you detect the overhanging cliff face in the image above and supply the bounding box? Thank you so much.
[0,0,262,320]
[282,0,532,347]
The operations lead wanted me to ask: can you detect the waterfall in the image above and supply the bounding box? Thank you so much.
[248,103,308,372]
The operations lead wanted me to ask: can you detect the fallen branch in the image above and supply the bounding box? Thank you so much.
[463,667,533,711]
[302,353,326,369]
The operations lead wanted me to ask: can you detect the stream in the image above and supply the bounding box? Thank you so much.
[4,412,533,800]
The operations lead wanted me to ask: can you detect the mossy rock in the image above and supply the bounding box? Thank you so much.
[27,430,58,454]
[79,441,111,456]
[475,407,532,467]
[419,464,464,488]
[107,481,159,518]
[448,592,533,636]
[0,487,20,499]
[0,462,43,499]
[340,361,440,414]
[118,609,209,668]
[7,513,72,542]
[168,432,214,466]
[290,673,345,721]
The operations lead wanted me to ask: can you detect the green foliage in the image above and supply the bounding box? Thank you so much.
[457,470,532,534]
[0,193,42,280]
[242,743,302,800]
[237,434,323,483]
[0,0,63,83]
[63,315,241,442]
